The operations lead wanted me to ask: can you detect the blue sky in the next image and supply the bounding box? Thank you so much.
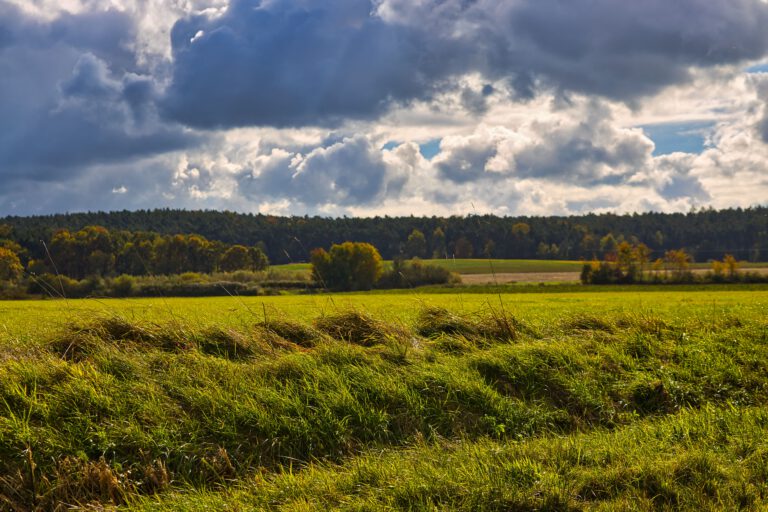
[641,122,715,156]
[1,0,768,217]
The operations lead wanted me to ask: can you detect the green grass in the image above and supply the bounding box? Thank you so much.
[2,286,768,342]
[130,405,768,511]
[2,290,768,509]
[274,258,584,275]
[273,259,768,276]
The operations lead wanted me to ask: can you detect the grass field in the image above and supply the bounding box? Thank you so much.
[274,258,584,275]
[2,287,768,510]
[273,258,768,277]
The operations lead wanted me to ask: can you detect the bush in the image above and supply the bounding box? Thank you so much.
[27,273,101,298]
[310,242,383,291]
[377,258,460,289]
[109,275,136,297]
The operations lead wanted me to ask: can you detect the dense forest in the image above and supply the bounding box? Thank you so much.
[2,206,767,266]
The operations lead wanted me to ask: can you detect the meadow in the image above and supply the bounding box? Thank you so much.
[273,259,585,275]
[272,258,768,276]
[1,286,768,510]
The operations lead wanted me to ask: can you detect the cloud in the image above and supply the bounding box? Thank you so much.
[238,136,408,207]
[759,81,768,143]
[433,101,654,185]
[500,0,768,101]
[162,0,430,128]
[161,0,768,128]
[2,0,768,218]
[630,153,710,201]
[761,112,768,143]
[0,7,198,181]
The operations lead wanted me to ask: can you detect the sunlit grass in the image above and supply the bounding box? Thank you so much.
[1,288,768,509]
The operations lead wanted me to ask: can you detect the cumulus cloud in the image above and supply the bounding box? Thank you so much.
[758,80,768,143]
[161,0,768,128]
[162,0,427,128]
[2,0,768,217]
[0,4,197,182]
[238,136,409,207]
[433,101,654,186]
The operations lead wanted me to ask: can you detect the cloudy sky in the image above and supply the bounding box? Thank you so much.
[2,0,768,217]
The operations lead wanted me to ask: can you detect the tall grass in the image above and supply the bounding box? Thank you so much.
[130,405,768,511]
[1,303,767,509]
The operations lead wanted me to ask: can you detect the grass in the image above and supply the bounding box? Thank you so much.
[272,258,768,276]
[130,405,768,511]
[2,286,768,342]
[273,258,583,275]
[1,289,768,509]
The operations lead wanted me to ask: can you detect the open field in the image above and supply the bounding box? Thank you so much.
[1,288,768,510]
[273,258,768,278]
[273,259,586,275]
[2,286,768,340]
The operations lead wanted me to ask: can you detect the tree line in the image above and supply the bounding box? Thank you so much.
[0,224,268,282]
[580,241,768,285]
[2,206,766,265]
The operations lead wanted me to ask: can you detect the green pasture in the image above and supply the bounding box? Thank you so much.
[273,258,583,275]
[272,258,768,276]
[1,286,767,344]
[2,287,768,509]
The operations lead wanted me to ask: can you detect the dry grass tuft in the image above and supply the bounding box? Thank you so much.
[197,327,257,360]
[562,313,615,333]
[315,310,403,346]
[257,319,321,348]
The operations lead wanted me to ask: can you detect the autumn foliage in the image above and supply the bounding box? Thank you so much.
[310,242,383,291]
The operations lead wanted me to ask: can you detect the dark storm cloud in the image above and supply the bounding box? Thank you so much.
[161,0,768,128]
[162,0,430,128]
[0,4,197,183]
[0,2,135,67]
[503,0,768,101]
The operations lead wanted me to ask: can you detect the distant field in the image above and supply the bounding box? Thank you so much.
[273,258,585,275]
[273,258,768,276]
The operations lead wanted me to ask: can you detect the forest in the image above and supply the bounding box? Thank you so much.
[1,206,767,267]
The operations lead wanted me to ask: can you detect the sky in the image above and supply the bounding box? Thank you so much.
[2,0,768,217]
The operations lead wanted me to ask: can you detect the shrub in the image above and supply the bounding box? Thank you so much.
[377,258,460,289]
[109,275,136,297]
[310,242,383,291]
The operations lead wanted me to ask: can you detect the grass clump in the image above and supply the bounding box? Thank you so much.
[48,316,195,358]
[196,327,257,360]
[562,313,616,333]
[417,306,527,344]
[256,318,321,348]
[314,310,403,346]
